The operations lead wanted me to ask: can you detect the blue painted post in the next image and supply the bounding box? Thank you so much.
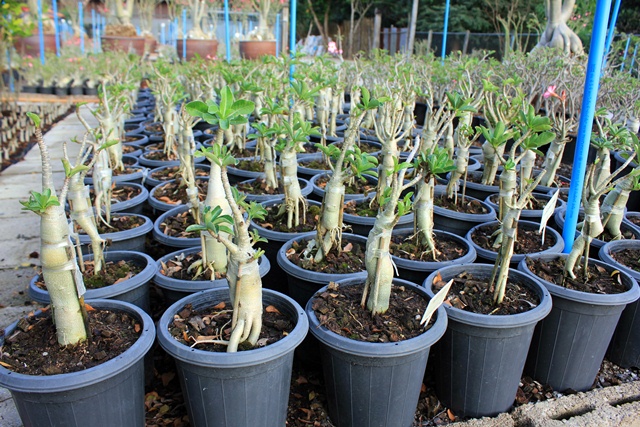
[52,0,60,55]
[441,0,450,63]
[224,0,231,61]
[602,0,622,67]
[275,13,281,56]
[174,19,179,49]
[37,0,45,64]
[182,9,187,60]
[621,36,632,71]
[290,0,297,80]
[92,9,97,53]
[161,23,166,45]
[79,2,84,54]
[630,43,638,73]
[562,0,613,252]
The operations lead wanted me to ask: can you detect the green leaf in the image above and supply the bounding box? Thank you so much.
[26,112,41,128]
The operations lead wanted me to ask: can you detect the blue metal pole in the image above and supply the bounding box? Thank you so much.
[441,0,450,63]
[630,43,638,73]
[621,36,632,71]
[602,0,622,67]
[92,9,97,53]
[6,49,14,92]
[290,0,297,79]
[224,0,231,62]
[562,0,613,252]
[37,0,45,64]
[275,13,281,56]
[79,2,84,54]
[182,8,187,61]
[52,0,60,55]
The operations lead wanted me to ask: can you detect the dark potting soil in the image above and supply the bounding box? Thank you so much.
[286,239,366,274]
[344,198,378,216]
[0,307,141,375]
[628,215,640,229]
[35,259,143,290]
[236,177,284,195]
[333,141,379,153]
[434,194,489,214]
[471,223,555,254]
[150,165,209,182]
[123,145,140,155]
[525,257,628,295]
[488,194,551,211]
[86,165,142,177]
[153,179,208,205]
[145,123,163,133]
[310,282,431,343]
[315,175,376,196]
[389,234,469,262]
[166,301,294,352]
[431,271,540,315]
[89,185,141,204]
[610,248,640,272]
[144,150,178,162]
[300,159,332,170]
[256,203,320,233]
[233,159,263,172]
[159,251,224,281]
[95,214,146,234]
[161,210,199,238]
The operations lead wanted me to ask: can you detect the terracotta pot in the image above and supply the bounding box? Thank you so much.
[14,33,56,57]
[101,36,146,55]
[239,40,276,59]
[177,39,219,60]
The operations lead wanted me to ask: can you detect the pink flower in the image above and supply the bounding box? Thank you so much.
[543,85,557,99]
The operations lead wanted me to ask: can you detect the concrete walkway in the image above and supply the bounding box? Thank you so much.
[0,107,96,426]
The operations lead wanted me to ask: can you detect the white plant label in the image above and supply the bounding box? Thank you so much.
[420,279,453,326]
[539,189,560,242]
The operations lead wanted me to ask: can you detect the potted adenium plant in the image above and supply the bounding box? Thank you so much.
[234,0,284,58]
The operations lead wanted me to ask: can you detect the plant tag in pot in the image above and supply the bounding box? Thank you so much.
[421,279,453,326]
[539,189,560,241]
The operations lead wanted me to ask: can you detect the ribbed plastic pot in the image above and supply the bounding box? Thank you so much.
[310,173,377,203]
[599,240,640,368]
[153,205,201,251]
[391,228,476,283]
[148,178,209,215]
[153,247,270,304]
[0,299,155,427]
[423,264,552,418]
[306,278,447,427]
[157,287,308,427]
[145,164,210,189]
[518,253,640,391]
[343,194,413,236]
[458,171,499,201]
[432,191,496,237]
[277,232,368,307]
[466,220,564,266]
[484,192,566,223]
[553,207,638,256]
[239,177,312,203]
[124,114,146,125]
[78,213,152,254]
[102,183,149,216]
[29,251,156,313]
[248,199,321,294]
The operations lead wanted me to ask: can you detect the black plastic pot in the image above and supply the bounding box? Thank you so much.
[518,253,640,391]
[83,156,145,186]
[104,183,149,216]
[466,220,564,266]
[54,86,69,96]
[484,192,566,223]
[157,287,308,427]
[277,232,368,307]
[227,157,270,184]
[432,191,496,237]
[78,213,152,254]
[458,170,499,201]
[391,228,476,283]
[306,277,447,427]
[83,85,98,96]
[343,194,413,236]
[310,173,377,203]
[29,251,156,313]
[598,240,640,369]
[239,177,312,203]
[153,247,270,304]
[148,177,208,215]
[153,205,201,251]
[144,164,210,189]
[248,199,322,294]
[423,264,552,418]
[0,299,155,427]
[297,154,331,182]
[69,85,84,96]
